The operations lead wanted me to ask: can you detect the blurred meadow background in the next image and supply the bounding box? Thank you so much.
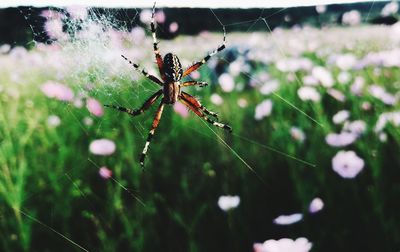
[1,1,400,251]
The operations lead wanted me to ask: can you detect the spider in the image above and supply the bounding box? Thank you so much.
[105,3,232,168]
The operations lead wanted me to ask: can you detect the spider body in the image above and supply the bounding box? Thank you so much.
[163,53,182,104]
[105,3,232,168]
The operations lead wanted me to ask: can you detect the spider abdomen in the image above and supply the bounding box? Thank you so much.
[163,81,180,104]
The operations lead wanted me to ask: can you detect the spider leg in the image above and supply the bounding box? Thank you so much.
[181,81,208,88]
[151,3,166,81]
[182,27,226,77]
[121,55,163,86]
[104,89,162,116]
[140,101,165,168]
[181,91,219,118]
[180,92,231,132]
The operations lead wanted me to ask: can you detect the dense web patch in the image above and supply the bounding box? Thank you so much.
[4,1,400,251]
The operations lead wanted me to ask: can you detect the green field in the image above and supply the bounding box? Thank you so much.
[1,11,400,252]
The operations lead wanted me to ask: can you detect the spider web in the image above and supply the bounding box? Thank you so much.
[3,1,396,251]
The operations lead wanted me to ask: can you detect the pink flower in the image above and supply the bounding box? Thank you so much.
[218,73,235,92]
[361,101,371,111]
[290,127,306,142]
[89,139,116,156]
[273,213,303,225]
[41,81,74,101]
[254,238,312,252]
[309,198,324,213]
[130,27,146,43]
[332,110,350,124]
[350,76,364,96]
[210,93,223,105]
[343,120,367,135]
[326,132,357,147]
[169,22,179,33]
[260,80,279,95]
[297,87,320,102]
[327,88,346,102]
[155,10,166,23]
[337,71,351,84]
[99,167,112,179]
[44,19,66,40]
[255,99,273,120]
[369,85,396,105]
[332,150,364,179]
[312,66,333,87]
[190,71,200,79]
[66,5,88,20]
[86,98,104,117]
[382,1,399,16]
[41,10,64,19]
[302,75,318,86]
[237,98,248,108]
[173,102,189,118]
[335,54,357,70]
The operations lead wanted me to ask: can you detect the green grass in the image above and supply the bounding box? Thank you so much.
[1,47,400,252]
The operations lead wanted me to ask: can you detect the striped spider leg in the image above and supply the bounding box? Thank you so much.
[151,2,166,81]
[104,89,162,116]
[140,101,165,167]
[179,91,231,132]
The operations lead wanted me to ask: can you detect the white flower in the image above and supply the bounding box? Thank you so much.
[253,237,312,252]
[47,115,61,127]
[335,54,357,70]
[369,85,396,105]
[350,76,364,96]
[273,213,303,225]
[297,87,320,102]
[332,150,364,179]
[0,44,11,54]
[337,71,351,84]
[302,75,318,86]
[343,120,367,135]
[379,132,388,142]
[332,110,350,124]
[260,80,279,95]
[312,66,333,87]
[255,99,273,120]
[237,98,248,108]
[327,88,346,102]
[316,5,327,14]
[374,111,400,132]
[139,9,152,24]
[326,132,357,147]
[342,10,361,26]
[83,117,93,126]
[210,93,223,105]
[218,195,240,211]
[309,198,324,213]
[89,139,116,156]
[218,73,235,92]
[381,1,398,16]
